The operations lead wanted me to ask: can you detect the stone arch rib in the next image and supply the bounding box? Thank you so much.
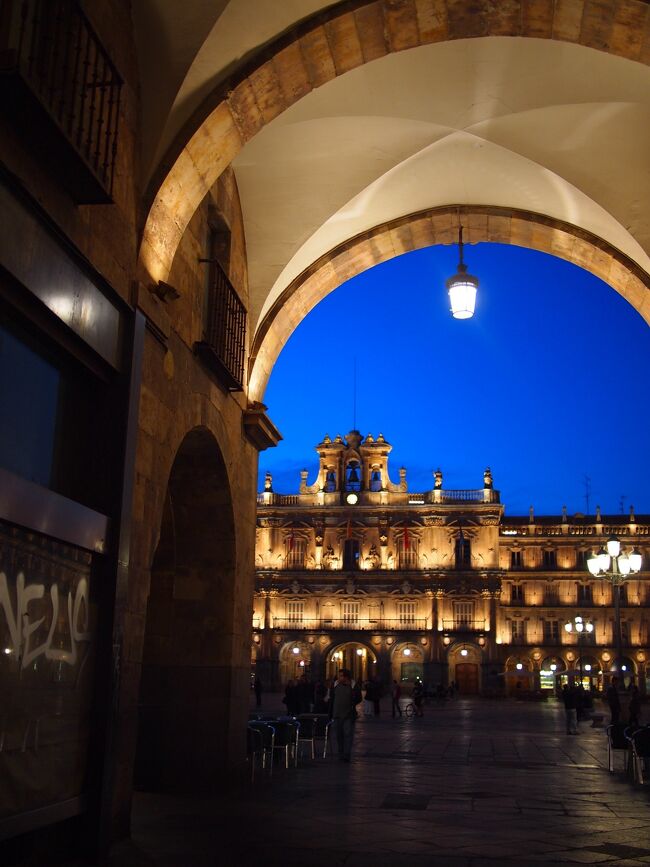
[247,204,650,402]
[139,0,650,285]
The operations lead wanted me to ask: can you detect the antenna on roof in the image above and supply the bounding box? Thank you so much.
[619,495,626,515]
[353,355,357,431]
[583,475,591,516]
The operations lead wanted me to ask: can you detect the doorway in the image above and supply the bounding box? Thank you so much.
[456,663,479,695]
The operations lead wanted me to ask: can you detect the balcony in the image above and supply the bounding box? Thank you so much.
[0,0,122,202]
[441,620,487,633]
[195,260,246,390]
[270,617,429,631]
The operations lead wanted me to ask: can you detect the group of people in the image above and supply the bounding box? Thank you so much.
[281,676,329,715]
[562,676,642,734]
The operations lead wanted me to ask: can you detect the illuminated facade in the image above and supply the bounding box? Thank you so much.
[253,431,650,695]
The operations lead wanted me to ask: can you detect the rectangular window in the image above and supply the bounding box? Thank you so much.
[0,316,109,512]
[577,584,592,604]
[510,620,525,643]
[287,601,304,624]
[543,550,557,568]
[399,601,417,626]
[543,620,559,642]
[453,601,474,628]
[511,584,524,603]
[621,621,629,644]
[510,550,523,568]
[398,538,418,569]
[544,585,559,605]
[342,601,359,625]
[286,538,306,569]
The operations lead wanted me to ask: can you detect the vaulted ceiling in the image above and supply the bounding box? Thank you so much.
[133,1,650,337]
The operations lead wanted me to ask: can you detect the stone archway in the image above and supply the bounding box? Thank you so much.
[139,0,650,287]
[133,426,236,792]
[248,204,650,401]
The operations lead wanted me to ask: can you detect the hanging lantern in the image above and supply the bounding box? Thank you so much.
[447,226,478,319]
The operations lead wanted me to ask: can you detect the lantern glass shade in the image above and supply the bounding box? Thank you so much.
[575,621,584,632]
[629,549,642,572]
[587,553,600,576]
[618,555,631,576]
[585,621,594,633]
[606,536,621,558]
[564,621,573,633]
[597,548,610,572]
[447,275,478,319]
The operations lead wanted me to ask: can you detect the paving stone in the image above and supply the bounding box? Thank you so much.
[120,696,650,866]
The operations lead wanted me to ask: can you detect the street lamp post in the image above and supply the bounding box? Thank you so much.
[564,615,593,684]
[586,536,642,678]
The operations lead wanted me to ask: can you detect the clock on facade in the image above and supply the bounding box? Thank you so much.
[346,492,359,505]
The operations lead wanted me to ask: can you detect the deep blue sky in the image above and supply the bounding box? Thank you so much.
[259,243,650,517]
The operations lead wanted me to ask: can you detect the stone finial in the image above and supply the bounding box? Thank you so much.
[529,506,534,523]
[364,433,374,443]
[264,471,273,492]
[433,468,443,489]
[562,505,567,523]
[334,434,343,443]
[376,432,385,442]
[323,434,331,444]
[630,505,636,522]
[483,467,493,489]
[596,505,601,522]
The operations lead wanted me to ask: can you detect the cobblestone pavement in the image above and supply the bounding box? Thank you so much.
[112,697,650,867]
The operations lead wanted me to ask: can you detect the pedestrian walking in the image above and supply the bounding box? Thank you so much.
[412,680,424,717]
[562,684,579,734]
[606,676,621,724]
[391,680,402,718]
[253,674,262,707]
[329,669,362,763]
[628,685,641,727]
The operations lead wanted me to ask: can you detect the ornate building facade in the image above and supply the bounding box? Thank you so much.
[253,431,650,696]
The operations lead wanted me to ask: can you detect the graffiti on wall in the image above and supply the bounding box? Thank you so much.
[0,571,91,668]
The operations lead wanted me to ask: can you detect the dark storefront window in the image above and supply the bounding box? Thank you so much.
[0,318,110,512]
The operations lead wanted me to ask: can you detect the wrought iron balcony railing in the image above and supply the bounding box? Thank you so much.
[269,617,429,631]
[0,0,122,202]
[195,260,246,390]
[441,619,486,632]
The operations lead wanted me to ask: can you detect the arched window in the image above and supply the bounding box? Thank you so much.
[370,469,382,492]
[344,460,361,491]
[325,470,336,492]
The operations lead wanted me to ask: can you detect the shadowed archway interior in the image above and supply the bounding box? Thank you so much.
[134,427,236,792]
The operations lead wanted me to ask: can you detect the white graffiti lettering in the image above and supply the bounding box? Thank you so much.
[0,571,91,669]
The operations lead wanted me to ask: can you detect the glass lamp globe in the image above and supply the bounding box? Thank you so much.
[606,536,621,558]
[629,549,642,572]
[587,552,600,576]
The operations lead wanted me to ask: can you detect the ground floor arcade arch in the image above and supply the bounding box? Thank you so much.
[134,427,237,792]
[325,641,377,684]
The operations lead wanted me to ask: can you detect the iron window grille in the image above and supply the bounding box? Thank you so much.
[195,260,246,391]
